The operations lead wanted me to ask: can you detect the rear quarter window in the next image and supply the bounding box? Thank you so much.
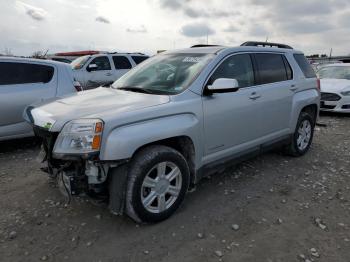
[131,56,149,65]
[293,54,316,78]
[0,62,54,85]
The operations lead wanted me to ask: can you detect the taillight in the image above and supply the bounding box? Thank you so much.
[316,78,321,91]
[73,81,83,92]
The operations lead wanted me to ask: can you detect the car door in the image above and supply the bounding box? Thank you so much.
[202,53,263,164]
[252,53,295,137]
[0,61,57,138]
[85,56,113,88]
[112,55,133,81]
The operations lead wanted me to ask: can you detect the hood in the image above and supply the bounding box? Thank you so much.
[320,78,350,93]
[27,87,170,131]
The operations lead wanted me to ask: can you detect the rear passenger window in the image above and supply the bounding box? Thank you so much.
[208,54,255,88]
[293,54,316,78]
[0,62,54,85]
[89,56,111,71]
[255,54,288,84]
[113,56,132,69]
[131,56,149,65]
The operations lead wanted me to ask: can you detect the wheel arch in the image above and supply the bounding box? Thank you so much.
[131,136,197,186]
[100,113,201,166]
[290,89,320,130]
[300,104,318,126]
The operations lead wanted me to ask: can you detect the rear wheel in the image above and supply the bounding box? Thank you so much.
[285,111,315,156]
[125,145,190,223]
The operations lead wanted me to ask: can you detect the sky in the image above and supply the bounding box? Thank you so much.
[1,0,350,56]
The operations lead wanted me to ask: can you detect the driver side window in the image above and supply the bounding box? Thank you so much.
[209,54,255,88]
[88,56,111,71]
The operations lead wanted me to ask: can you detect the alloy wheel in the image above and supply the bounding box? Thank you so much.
[297,119,312,151]
[140,161,182,213]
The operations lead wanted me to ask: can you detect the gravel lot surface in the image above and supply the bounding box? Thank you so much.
[0,114,350,262]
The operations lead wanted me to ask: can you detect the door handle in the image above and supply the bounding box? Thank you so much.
[105,73,112,76]
[249,92,261,100]
[290,85,298,92]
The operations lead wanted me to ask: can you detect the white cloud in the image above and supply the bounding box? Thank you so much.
[95,16,110,24]
[126,25,147,33]
[1,0,350,56]
[16,1,48,21]
[223,24,240,33]
[181,23,215,37]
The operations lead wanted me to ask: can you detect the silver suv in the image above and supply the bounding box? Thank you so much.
[25,42,320,223]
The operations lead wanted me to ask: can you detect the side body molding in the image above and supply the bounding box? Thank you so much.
[100,113,201,161]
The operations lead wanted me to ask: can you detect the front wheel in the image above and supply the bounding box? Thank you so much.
[285,112,315,156]
[125,145,190,223]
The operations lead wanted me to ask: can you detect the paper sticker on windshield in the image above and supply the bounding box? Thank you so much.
[183,57,203,63]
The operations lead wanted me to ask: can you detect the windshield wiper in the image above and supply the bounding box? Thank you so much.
[117,86,154,94]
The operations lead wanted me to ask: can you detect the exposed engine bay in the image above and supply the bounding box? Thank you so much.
[34,126,112,200]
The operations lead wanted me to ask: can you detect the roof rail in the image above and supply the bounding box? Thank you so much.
[191,44,221,48]
[106,52,146,55]
[241,41,293,49]
[127,52,146,55]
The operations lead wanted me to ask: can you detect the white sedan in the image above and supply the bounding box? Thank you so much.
[318,64,350,113]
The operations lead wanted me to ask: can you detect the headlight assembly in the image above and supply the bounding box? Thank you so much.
[53,119,103,155]
[341,89,350,96]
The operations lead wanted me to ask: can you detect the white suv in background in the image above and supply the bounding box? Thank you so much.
[71,53,149,89]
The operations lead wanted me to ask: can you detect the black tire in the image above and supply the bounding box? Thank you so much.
[125,145,190,223]
[285,111,315,157]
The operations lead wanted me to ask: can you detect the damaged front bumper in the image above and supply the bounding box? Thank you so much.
[34,126,117,198]
[33,124,129,215]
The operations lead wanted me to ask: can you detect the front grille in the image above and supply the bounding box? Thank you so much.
[342,104,350,109]
[321,92,341,101]
[320,104,336,109]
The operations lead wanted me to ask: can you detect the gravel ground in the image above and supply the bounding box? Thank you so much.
[0,114,350,262]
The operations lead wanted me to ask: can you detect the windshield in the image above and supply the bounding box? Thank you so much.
[71,55,91,70]
[317,66,350,80]
[112,53,214,94]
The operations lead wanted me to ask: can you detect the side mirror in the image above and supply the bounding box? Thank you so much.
[87,64,98,72]
[207,78,239,94]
